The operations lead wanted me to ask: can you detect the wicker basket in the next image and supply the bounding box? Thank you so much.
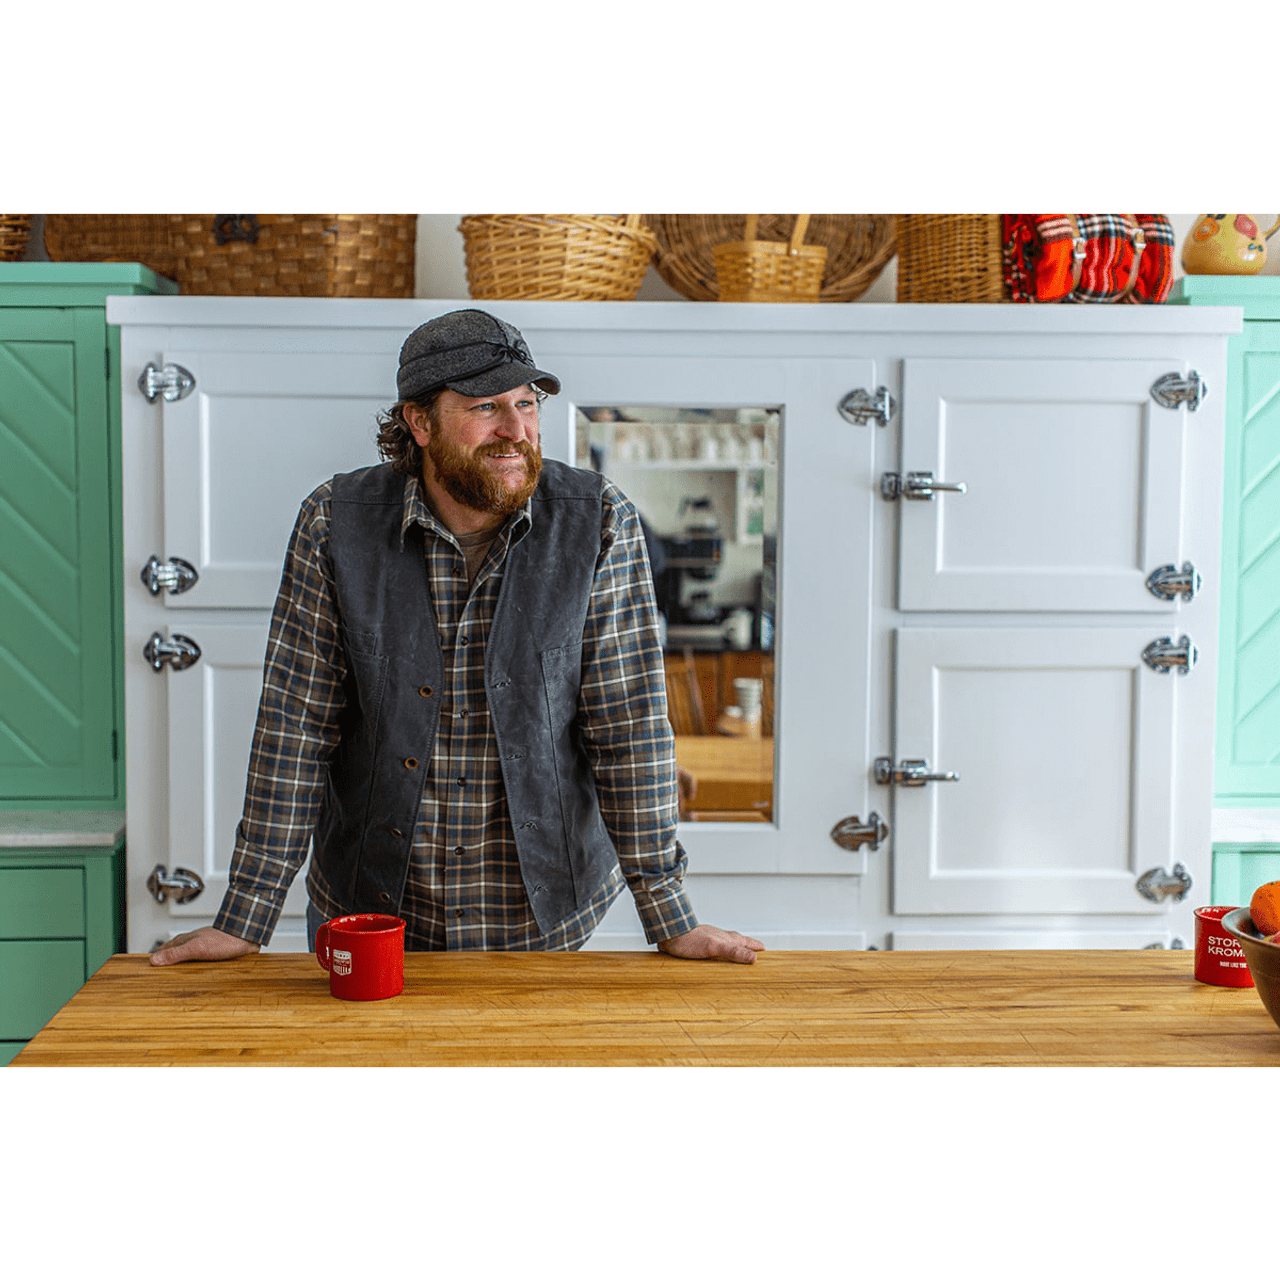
[459,214,656,301]
[1,216,33,261]
[649,214,896,302]
[44,215,178,276]
[894,214,1009,303]
[713,215,827,303]
[167,215,416,296]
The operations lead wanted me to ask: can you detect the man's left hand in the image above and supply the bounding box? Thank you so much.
[657,925,765,965]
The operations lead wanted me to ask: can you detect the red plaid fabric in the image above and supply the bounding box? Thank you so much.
[1002,215,1174,304]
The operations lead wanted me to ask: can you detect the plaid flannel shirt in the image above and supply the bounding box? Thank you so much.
[213,469,698,951]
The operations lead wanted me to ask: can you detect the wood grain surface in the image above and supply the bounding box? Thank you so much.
[11,949,1280,1067]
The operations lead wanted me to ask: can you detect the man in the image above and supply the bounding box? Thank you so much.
[152,308,763,967]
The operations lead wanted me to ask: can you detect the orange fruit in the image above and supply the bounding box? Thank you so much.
[1250,880,1280,936]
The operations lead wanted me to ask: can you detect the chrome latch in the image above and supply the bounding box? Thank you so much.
[875,757,961,787]
[143,631,202,672]
[881,471,968,501]
[138,362,195,404]
[1135,863,1192,904]
[1142,635,1198,675]
[1145,562,1201,602]
[147,864,205,905]
[838,386,897,427]
[830,812,889,852]
[1151,370,1206,412]
[1143,938,1188,950]
[141,555,199,597]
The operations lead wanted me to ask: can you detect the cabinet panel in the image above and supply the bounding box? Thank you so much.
[891,627,1175,915]
[0,310,117,799]
[897,358,1190,613]
[0,867,84,937]
[0,938,84,1038]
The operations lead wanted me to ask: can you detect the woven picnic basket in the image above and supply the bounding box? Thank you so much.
[167,215,416,296]
[713,214,827,302]
[1,216,33,261]
[44,215,178,276]
[894,214,1008,303]
[649,214,896,302]
[459,214,657,300]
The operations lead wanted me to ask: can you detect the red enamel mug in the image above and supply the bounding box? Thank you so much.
[315,913,406,1001]
[1193,906,1254,988]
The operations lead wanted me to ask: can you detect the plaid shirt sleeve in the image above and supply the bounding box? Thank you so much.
[213,482,347,945]
[578,481,699,944]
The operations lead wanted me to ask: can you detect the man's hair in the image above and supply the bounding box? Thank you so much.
[375,391,443,477]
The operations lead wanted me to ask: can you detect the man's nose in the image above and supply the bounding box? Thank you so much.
[491,404,532,438]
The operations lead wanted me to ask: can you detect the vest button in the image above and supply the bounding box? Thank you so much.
[379,892,392,903]
[418,686,433,698]
[389,827,404,839]
[404,757,419,769]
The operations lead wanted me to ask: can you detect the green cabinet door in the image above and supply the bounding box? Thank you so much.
[0,308,118,800]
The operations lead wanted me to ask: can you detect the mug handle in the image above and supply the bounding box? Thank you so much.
[315,920,331,971]
[1264,216,1280,241]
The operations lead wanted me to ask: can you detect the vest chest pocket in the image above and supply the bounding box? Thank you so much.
[539,643,584,722]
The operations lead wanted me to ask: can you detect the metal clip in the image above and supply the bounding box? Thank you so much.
[138,362,195,404]
[147,864,205,905]
[1145,562,1201,602]
[837,386,897,427]
[1151,370,1206,412]
[141,555,199,597]
[143,632,202,673]
[875,757,960,787]
[830,812,889,852]
[1142,635,1198,675]
[1135,863,1192,904]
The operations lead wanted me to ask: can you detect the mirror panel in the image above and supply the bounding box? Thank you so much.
[576,404,779,824]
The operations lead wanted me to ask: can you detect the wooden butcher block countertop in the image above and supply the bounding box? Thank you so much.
[11,950,1280,1067]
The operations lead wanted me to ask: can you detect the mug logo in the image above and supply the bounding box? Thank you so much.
[333,948,353,976]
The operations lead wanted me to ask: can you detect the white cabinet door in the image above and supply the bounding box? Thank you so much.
[896,358,1193,613]
[889,626,1177,916]
[156,351,395,610]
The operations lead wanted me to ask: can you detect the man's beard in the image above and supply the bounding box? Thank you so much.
[425,433,542,516]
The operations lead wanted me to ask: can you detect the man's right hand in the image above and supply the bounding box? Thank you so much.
[149,926,260,966]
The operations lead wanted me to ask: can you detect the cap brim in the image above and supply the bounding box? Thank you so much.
[445,363,561,398]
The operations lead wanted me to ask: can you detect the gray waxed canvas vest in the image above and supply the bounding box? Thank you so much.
[310,459,618,934]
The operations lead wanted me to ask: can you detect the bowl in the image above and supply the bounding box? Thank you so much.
[1221,908,1280,1032]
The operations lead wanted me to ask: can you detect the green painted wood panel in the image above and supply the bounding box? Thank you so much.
[1211,843,1280,906]
[0,938,84,1038]
[0,867,84,937]
[0,308,118,801]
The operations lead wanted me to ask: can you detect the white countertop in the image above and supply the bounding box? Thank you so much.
[0,810,126,848]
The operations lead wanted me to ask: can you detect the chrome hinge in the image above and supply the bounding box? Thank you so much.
[830,812,889,852]
[1151,370,1206,412]
[141,555,199,596]
[837,386,897,426]
[147,864,205,905]
[1142,635,1198,675]
[1145,562,1201,602]
[138,362,195,403]
[875,757,961,787]
[881,471,968,501]
[143,631,202,673]
[1135,863,1192,904]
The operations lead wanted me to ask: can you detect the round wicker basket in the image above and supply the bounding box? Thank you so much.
[894,214,1008,303]
[0,215,34,261]
[649,214,896,302]
[460,214,657,301]
[44,214,178,276]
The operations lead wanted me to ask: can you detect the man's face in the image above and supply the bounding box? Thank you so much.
[408,385,543,517]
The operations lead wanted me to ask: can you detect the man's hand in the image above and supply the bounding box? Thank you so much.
[657,924,765,965]
[149,926,260,966]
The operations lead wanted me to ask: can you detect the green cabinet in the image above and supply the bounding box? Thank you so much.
[0,263,177,809]
[1170,278,1280,808]
[1,266,174,1060]
[0,812,125,1064]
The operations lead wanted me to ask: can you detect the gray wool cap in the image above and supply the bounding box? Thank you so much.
[396,308,561,402]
